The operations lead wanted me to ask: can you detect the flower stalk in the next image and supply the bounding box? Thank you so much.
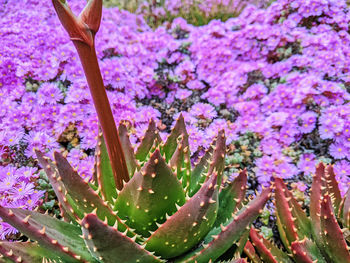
[52,0,129,189]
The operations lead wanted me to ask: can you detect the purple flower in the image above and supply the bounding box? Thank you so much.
[9,182,35,199]
[333,160,350,195]
[175,89,192,100]
[0,222,18,239]
[297,153,317,174]
[275,162,297,179]
[190,102,217,120]
[174,60,195,81]
[201,88,226,106]
[266,111,289,127]
[36,82,63,105]
[260,139,281,155]
[187,80,205,90]
[293,181,307,192]
[298,111,317,134]
[242,83,268,100]
[329,143,349,160]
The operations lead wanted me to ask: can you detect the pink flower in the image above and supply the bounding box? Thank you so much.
[329,143,349,160]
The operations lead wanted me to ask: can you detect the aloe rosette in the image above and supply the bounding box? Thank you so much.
[245,163,350,263]
[0,0,272,262]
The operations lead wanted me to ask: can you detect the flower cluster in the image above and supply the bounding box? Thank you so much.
[0,165,44,239]
[0,0,350,238]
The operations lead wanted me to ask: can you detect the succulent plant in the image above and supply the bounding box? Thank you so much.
[0,0,272,262]
[245,163,350,263]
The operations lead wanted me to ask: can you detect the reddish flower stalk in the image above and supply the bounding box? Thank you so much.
[52,0,129,189]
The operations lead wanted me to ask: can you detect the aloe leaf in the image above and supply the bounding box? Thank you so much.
[235,227,250,255]
[0,257,13,263]
[176,187,271,263]
[309,163,325,241]
[320,194,350,262]
[54,151,115,223]
[325,165,342,215]
[163,115,188,162]
[214,228,249,263]
[207,130,226,186]
[290,238,326,263]
[274,178,298,251]
[0,241,62,263]
[118,123,138,178]
[135,119,162,162]
[281,180,310,237]
[248,227,291,263]
[36,150,76,222]
[54,152,132,235]
[114,149,186,237]
[170,135,191,190]
[230,259,247,263]
[0,207,95,262]
[214,170,247,228]
[274,177,311,245]
[94,131,117,203]
[243,241,262,263]
[145,172,219,259]
[341,187,350,228]
[81,214,163,263]
[189,146,214,197]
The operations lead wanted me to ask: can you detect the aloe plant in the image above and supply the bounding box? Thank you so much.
[0,1,272,262]
[245,163,350,263]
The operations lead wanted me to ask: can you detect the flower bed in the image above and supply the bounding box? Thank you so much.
[0,0,349,239]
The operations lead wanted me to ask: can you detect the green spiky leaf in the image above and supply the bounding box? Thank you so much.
[135,119,162,162]
[0,242,62,263]
[325,165,342,216]
[169,135,191,190]
[0,207,96,262]
[176,187,271,263]
[94,130,117,202]
[114,149,186,237]
[82,214,163,263]
[320,194,350,262]
[145,172,219,259]
[163,115,188,162]
[214,170,247,228]
[189,146,214,197]
[207,130,226,186]
[243,241,262,263]
[118,123,138,177]
[290,238,326,263]
[36,150,76,222]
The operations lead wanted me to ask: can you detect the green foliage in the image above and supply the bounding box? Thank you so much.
[0,116,271,262]
[246,163,350,263]
[102,0,272,28]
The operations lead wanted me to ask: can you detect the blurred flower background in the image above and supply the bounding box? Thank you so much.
[0,0,349,240]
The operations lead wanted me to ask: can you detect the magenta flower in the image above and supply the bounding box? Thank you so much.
[329,142,349,160]
[190,102,217,120]
[175,89,192,100]
[260,139,281,155]
[297,153,317,174]
[187,80,205,90]
[242,83,268,100]
[298,111,317,134]
[334,160,350,195]
[36,82,63,105]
